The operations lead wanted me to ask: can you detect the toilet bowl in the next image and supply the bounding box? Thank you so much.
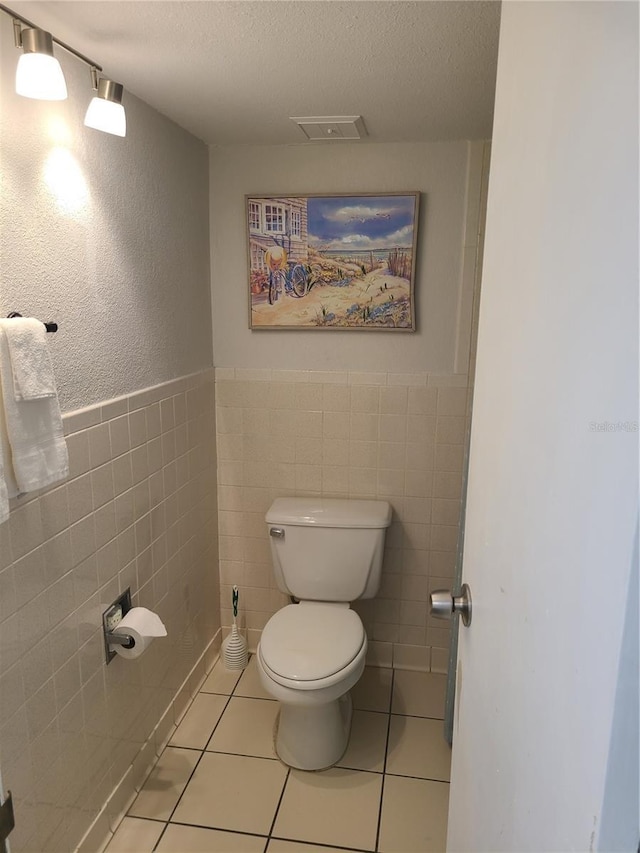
[260,497,391,770]
[256,601,368,770]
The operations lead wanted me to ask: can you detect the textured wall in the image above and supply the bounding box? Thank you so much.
[209,141,469,372]
[0,16,212,413]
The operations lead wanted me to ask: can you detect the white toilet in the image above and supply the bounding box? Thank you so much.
[256,497,392,770]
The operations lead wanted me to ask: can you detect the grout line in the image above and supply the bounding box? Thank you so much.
[164,742,281,761]
[166,819,270,840]
[159,745,206,825]
[266,766,291,839]
[122,815,166,824]
[384,770,451,784]
[151,820,169,852]
[374,669,395,853]
[202,692,239,751]
[269,835,375,853]
[205,748,280,761]
[159,689,237,826]
[336,764,384,775]
[388,711,446,721]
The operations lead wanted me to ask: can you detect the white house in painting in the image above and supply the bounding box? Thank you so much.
[247,196,309,271]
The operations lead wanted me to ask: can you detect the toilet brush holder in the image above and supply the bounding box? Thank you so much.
[222,586,248,670]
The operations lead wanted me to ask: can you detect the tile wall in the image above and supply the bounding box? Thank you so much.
[0,369,219,853]
[215,368,470,672]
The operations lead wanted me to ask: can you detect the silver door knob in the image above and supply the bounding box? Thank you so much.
[430,583,472,627]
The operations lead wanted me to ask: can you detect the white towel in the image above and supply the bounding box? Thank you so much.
[0,325,69,494]
[0,318,57,400]
[0,362,21,510]
[0,414,11,523]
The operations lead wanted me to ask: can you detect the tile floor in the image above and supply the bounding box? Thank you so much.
[106,658,450,853]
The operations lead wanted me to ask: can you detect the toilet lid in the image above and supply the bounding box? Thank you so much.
[260,604,365,682]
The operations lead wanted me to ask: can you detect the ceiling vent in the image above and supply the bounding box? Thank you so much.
[291,115,367,141]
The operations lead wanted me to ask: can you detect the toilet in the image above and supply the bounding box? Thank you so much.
[256,497,392,770]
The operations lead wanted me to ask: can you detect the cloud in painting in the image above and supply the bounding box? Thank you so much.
[324,204,402,224]
[308,224,415,252]
[308,195,416,251]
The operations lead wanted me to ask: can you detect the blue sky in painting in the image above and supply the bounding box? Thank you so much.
[307,195,416,251]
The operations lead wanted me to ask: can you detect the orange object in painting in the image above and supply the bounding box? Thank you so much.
[265,246,287,270]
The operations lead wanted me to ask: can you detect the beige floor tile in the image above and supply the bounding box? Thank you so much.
[386,715,451,781]
[234,656,274,700]
[336,710,388,772]
[378,775,449,853]
[169,693,228,749]
[157,824,266,852]
[391,669,447,718]
[172,752,287,835]
[201,658,243,695]
[273,768,382,851]
[351,665,393,712]
[268,841,361,853]
[207,697,278,759]
[104,817,165,852]
[128,748,200,821]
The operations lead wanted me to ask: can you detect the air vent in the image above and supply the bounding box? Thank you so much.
[290,115,367,141]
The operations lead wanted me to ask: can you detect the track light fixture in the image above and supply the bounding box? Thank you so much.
[85,70,126,137]
[1,2,127,136]
[14,25,67,100]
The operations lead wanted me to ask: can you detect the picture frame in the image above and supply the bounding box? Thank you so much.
[246,192,419,330]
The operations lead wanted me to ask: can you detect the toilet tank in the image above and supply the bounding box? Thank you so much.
[265,498,392,602]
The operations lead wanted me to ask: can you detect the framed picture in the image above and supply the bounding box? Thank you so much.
[246,192,419,330]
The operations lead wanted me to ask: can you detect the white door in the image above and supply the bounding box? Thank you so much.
[447,3,639,851]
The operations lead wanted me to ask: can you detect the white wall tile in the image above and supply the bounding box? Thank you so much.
[408,387,438,415]
[380,386,409,414]
[349,371,387,386]
[0,373,219,853]
[428,373,468,388]
[349,385,379,414]
[307,370,348,385]
[388,373,427,387]
[215,370,471,684]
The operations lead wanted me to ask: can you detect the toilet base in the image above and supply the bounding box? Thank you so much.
[276,692,353,770]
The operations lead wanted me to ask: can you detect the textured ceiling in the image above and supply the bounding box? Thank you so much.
[9,1,501,145]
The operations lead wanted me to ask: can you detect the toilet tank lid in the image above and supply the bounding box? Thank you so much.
[266,498,392,529]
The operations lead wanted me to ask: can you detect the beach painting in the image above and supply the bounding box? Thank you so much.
[247,192,419,330]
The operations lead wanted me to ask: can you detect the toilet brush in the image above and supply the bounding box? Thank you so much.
[222,585,248,670]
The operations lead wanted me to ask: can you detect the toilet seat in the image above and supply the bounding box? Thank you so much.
[259,603,366,689]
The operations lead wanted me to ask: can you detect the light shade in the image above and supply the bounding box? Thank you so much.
[84,78,126,137]
[15,28,67,100]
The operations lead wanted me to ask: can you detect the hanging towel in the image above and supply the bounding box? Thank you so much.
[0,415,11,523]
[0,359,22,520]
[0,317,57,400]
[0,324,69,494]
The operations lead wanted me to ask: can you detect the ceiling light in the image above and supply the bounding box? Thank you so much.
[1,3,129,139]
[15,26,67,100]
[84,76,126,137]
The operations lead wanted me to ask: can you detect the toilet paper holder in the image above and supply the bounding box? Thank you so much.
[102,588,134,664]
[106,631,135,648]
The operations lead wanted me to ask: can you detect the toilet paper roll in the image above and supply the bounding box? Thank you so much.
[112,607,167,660]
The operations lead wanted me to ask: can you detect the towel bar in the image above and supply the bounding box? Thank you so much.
[6,312,57,333]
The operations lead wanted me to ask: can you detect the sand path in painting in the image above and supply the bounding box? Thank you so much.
[252,268,409,326]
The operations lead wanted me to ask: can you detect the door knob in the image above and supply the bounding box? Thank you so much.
[430,583,472,627]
